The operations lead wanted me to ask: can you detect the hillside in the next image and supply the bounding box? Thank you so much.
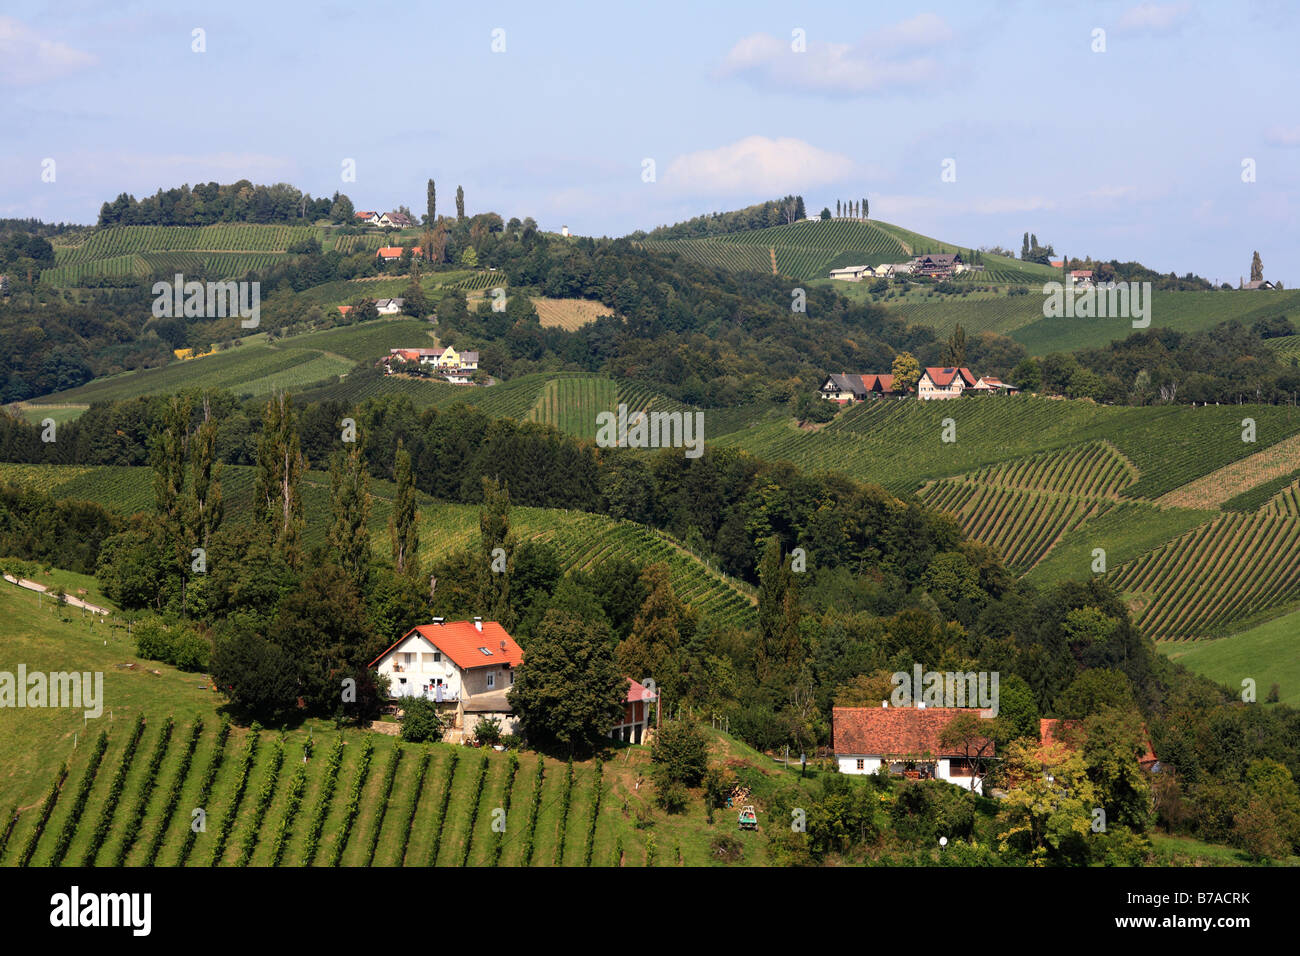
[715,396,1300,641]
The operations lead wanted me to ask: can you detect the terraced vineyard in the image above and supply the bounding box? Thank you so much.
[1111,513,1300,640]
[52,224,327,264]
[526,376,617,440]
[955,441,1136,498]
[1266,478,1300,515]
[919,481,1110,572]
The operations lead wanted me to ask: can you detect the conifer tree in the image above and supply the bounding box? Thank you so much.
[254,391,306,566]
[388,439,419,577]
[330,439,371,592]
[455,185,465,220]
[426,179,436,224]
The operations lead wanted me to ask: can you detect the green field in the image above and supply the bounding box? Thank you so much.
[1159,606,1300,706]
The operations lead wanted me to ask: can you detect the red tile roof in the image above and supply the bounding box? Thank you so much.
[626,677,657,703]
[376,246,404,259]
[833,706,995,758]
[368,621,523,672]
[923,367,977,388]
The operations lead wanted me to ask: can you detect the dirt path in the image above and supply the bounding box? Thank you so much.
[2,574,111,615]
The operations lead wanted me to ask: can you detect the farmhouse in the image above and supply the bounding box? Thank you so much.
[917,366,977,400]
[370,618,523,742]
[354,210,380,224]
[970,375,1020,395]
[833,704,996,793]
[610,678,658,744]
[819,372,900,402]
[375,297,405,315]
[911,253,963,278]
[377,211,416,228]
[1242,279,1276,290]
[829,265,872,281]
[376,246,405,262]
[1069,269,1094,288]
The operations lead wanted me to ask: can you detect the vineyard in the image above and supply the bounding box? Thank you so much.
[0,583,786,867]
[1266,478,1300,515]
[641,219,910,280]
[52,224,329,263]
[918,481,1109,572]
[1111,513,1300,640]
[525,376,618,440]
[532,298,614,330]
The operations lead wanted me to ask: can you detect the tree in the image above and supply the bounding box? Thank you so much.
[891,352,922,393]
[1021,232,1030,260]
[475,476,515,625]
[254,391,306,567]
[1250,250,1263,282]
[150,394,191,608]
[426,178,436,225]
[187,393,223,555]
[756,535,800,680]
[455,185,465,220]
[617,563,694,704]
[210,630,299,724]
[820,207,831,221]
[388,439,419,576]
[836,199,841,217]
[652,719,710,788]
[329,192,354,224]
[997,738,1097,865]
[943,324,967,367]
[507,609,625,755]
[460,245,478,267]
[328,442,371,593]
[399,695,446,743]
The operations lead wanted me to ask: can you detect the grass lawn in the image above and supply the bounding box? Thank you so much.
[1159,605,1300,706]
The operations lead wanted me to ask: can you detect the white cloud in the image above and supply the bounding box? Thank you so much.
[1264,125,1300,147]
[0,17,97,85]
[719,14,953,95]
[663,136,854,195]
[1117,3,1191,34]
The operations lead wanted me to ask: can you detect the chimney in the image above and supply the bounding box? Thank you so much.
[473,617,483,632]
[881,700,888,708]
[499,639,506,652]
[432,616,444,625]
[917,701,926,709]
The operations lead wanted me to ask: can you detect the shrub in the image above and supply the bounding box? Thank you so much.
[400,696,445,743]
[656,780,688,814]
[651,719,709,788]
[473,716,503,747]
[710,834,744,862]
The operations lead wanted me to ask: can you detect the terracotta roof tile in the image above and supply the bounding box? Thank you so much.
[833,706,995,757]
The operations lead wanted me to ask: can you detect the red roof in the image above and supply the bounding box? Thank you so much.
[368,621,523,671]
[355,210,377,218]
[1040,718,1157,767]
[923,367,977,388]
[376,246,404,259]
[833,706,995,757]
[626,677,657,703]
[1069,270,1093,279]
[337,305,352,314]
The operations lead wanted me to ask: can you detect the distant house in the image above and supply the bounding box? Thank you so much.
[1243,279,1276,290]
[1040,718,1159,772]
[1069,269,1094,287]
[911,253,963,278]
[338,305,353,316]
[433,345,478,371]
[829,265,872,281]
[369,618,523,742]
[970,375,1020,395]
[376,246,405,262]
[1050,260,1065,269]
[917,366,977,400]
[819,372,900,403]
[354,210,380,224]
[377,211,416,228]
[833,704,996,794]
[375,297,405,315]
[610,678,658,744]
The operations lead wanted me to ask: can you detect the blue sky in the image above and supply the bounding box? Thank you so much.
[3,0,1297,284]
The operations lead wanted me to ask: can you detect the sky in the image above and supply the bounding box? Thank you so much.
[2,0,1298,285]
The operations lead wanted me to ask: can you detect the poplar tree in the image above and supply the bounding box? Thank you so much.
[756,535,801,680]
[455,185,465,220]
[426,178,436,224]
[187,392,224,555]
[254,391,306,566]
[329,440,371,593]
[1251,251,1264,282]
[388,439,419,576]
[477,476,514,625]
[1021,232,1030,260]
[151,394,192,608]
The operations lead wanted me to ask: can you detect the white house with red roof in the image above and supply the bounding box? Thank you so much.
[369,618,523,740]
[832,704,996,793]
[610,678,659,744]
[917,366,977,400]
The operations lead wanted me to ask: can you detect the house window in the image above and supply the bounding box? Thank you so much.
[856,759,865,771]
[486,671,496,690]
[403,652,414,666]
[432,652,441,663]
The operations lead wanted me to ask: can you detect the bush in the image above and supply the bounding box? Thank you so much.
[400,696,445,743]
[473,716,502,747]
[656,780,688,814]
[710,834,744,862]
[651,719,709,788]
[134,619,209,671]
